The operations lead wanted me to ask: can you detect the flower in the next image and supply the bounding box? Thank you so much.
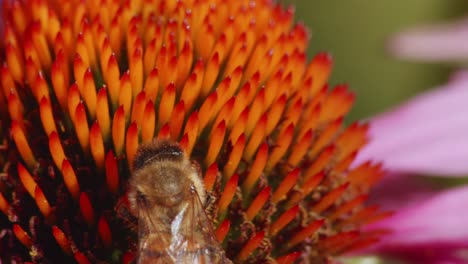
[0,0,386,263]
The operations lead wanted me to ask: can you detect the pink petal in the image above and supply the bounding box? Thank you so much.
[389,17,468,61]
[355,71,468,176]
[363,185,468,262]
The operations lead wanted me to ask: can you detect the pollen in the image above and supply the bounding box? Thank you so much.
[0,0,385,263]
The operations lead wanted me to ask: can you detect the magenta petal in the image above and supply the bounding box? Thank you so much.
[389,17,468,62]
[355,71,468,176]
[363,185,468,262]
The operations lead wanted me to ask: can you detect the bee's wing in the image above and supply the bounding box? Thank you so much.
[137,187,232,264]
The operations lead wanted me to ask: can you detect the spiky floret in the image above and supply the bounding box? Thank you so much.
[0,0,388,263]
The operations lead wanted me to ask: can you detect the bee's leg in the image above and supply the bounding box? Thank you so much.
[204,191,218,222]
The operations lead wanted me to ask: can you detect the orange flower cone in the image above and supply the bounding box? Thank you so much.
[0,0,386,263]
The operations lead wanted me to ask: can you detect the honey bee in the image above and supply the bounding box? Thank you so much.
[128,139,232,264]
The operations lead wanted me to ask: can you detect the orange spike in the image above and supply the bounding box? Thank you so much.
[96,88,111,142]
[143,39,158,77]
[141,100,156,143]
[304,145,335,180]
[218,174,238,219]
[182,112,199,156]
[270,205,299,236]
[5,43,24,84]
[205,121,226,166]
[246,186,271,221]
[119,71,133,121]
[33,72,50,104]
[11,121,36,168]
[201,52,220,97]
[302,171,326,197]
[195,21,215,63]
[272,169,300,204]
[329,195,369,221]
[82,69,97,119]
[158,83,176,127]
[179,134,189,152]
[61,159,80,201]
[287,130,313,167]
[131,91,146,127]
[49,131,66,170]
[0,193,11,216]
[215,220,230,243]
[284,97,303,127]
[265,94,287,135]
[24,39,41,72]
[309,118,343,157]
[228,108,248,144]
[180,68,202,110]
[335,123,369,160]
[347,162,384,191]
[223,134,246,180]
[13,224,32,248]
[18,163,37,198]
[98,216,112,248]
[212,98,235,133]
[51,52,69,112]
[1,64,17,97]
[31,22,52,69]
[237,231,265,261]
[245,89,265,136]
[79,192,95,227]
[106,54,121,108]
[144,68,159,102]
[130,48,143,96]
[176,41,194,88]
[35,185,52,219]
[112,106,126,155]
[228,83,250,129]
[287,219,325,249]
[243,114,267,161]
[276,252,301,264]
[7,90,23,122]
[74,102,90,153]
[319,85,355,123]
[242,143,269,194]
[73,55,87,92]
[169,101,185,140]
[298,104,321,141]
[52,226,72,255]
[312,183,349,214]
[67,84,81,123]
[157,124,171,139]
[105,151,119,195]
[90,122,105,170]
[198,91,218,132]
[76,34,90,70]
[74,252,92,264]
[126,122,139,169]
[203,163,218,192]
[306,52,332,97]
[264,70,283,107]
[266,123,294,171]
[334,152,358,174]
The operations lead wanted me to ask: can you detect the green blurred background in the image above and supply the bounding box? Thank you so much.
[287,0,468,121]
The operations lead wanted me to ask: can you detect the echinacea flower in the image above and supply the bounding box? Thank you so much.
[0,0,388,263]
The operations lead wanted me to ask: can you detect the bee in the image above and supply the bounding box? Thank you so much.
[127,139,232,264]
